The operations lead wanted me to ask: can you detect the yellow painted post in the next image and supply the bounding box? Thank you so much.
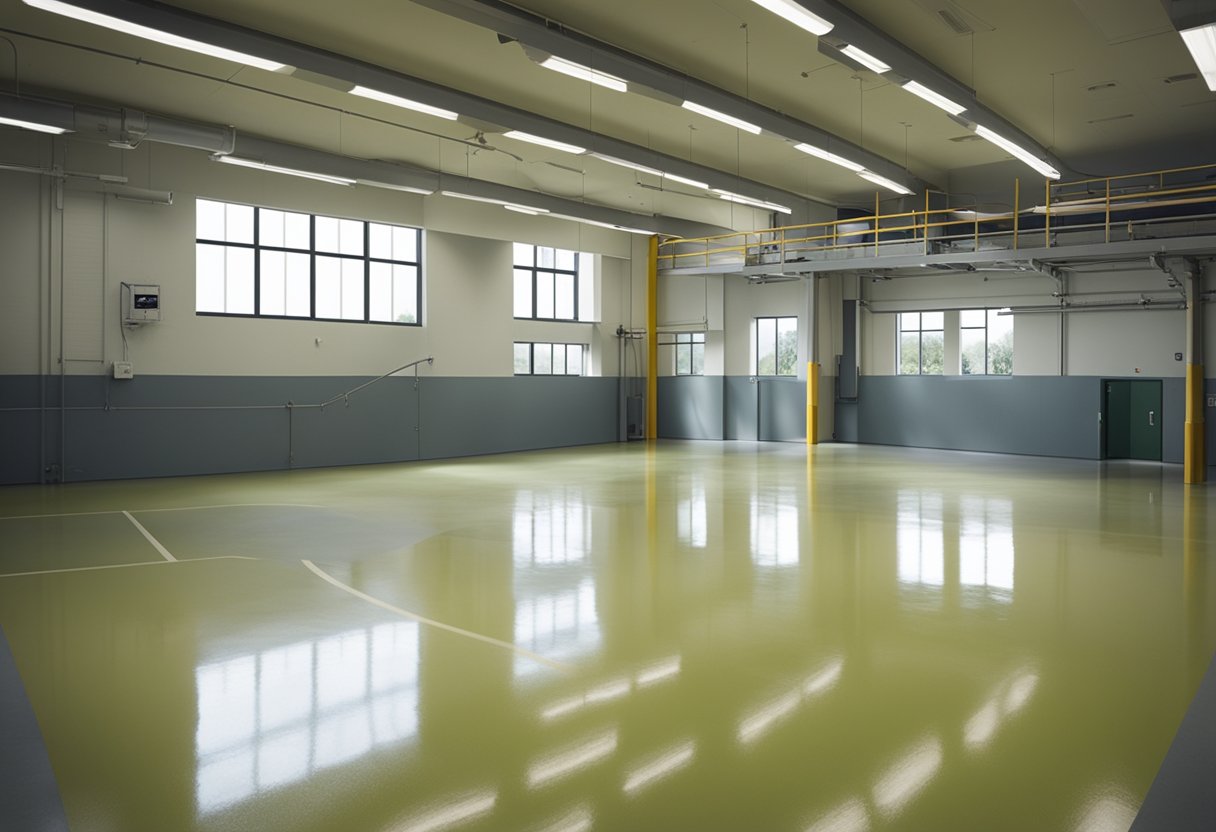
[923,190,930,256]
[874,191,880,256]
[647,235,659,441]
[1104,177,1111,243]
[1013,178,1020,250]
[806,361,820,445]
[1184,363,1206,484]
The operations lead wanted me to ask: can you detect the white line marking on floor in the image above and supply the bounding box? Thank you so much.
[301,559,573,673]
[0,504,329,522]
[121,511,177,562]
[0,556,257,579]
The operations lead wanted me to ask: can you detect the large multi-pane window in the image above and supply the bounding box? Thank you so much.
[898,312,944,375]
[675,332,705,375]
[195,199,421,325]
[513,244,581,321]
[961,310,1013,375]
[514,342,585,376]
[756,316,797,376]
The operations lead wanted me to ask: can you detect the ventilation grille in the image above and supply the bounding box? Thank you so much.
[936,8,973,34]
[949,134,984,143]
[1088,113,1134,123]
[1085,81,1119,93]
[1164,72,1199,84]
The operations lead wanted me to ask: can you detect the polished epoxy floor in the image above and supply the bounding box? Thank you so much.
[0,442,1213,832]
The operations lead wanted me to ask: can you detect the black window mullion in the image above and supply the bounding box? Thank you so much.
[309,214,316,320]
[573,252,579,321]
[252,209,261,316]
[363,221,370,322]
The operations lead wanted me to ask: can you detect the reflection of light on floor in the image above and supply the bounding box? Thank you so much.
[540,656,682,722]
[513,488,590,566]
[677,475,707,548]
[195,621,419,815]
[960,497,1014,601]
[390,789,498,832]
[533,804,594,832]
[526,729,619,789]
[1072,791,1138,832]
[751,490,799,566]
[514,579,600,678]
[804,797,871,832]
[871,736,942,817]
[737,657,844,747]
[622,739,696,795]
[897,491,943,587]
[963,668,1039,752]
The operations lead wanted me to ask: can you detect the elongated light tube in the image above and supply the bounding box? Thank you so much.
[901,80,966,115]
[663,172,710,190]
[1179,24,1216,91]
[840,44,890,74]
[503,130,585,155]
[682,101,762,135]
[747,0,833,36]
[23,0,288,72]
[350,86,458,120]
[214,155,354,185]
[859,171,914,195]
[974,125,1061,179]
[0,115,69,134]
[712,189,792,214]
[540,56,628,92]
[592,153,665,178]
[794,142,864,172]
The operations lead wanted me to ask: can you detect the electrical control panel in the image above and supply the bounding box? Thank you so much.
[122,282,161,324]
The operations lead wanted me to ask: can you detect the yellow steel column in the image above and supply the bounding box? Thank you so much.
[806,361,820,445]
[647,235,659,441]
[1184,265,1206,484]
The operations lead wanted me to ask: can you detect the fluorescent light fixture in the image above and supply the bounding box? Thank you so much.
[358,180,434,195]
[503,130,586,155]
[23,0,288,72]
[901,80,967,115]
[859,171,914,195]
[349,86,458,120]
[974,125,1061,179]
[794,142,864,172]
[214,155,355,185]
[840,44,890,74]
[747,0,833,36]
[503,204,548,215]
[682,100,763,134]
[0,115,69,134]
[592,153,665,178]
[1179,24,1216,90]
[540,56,628,92]
[712,188,793,214]
[663,172,710,190]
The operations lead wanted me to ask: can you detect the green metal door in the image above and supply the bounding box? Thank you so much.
[1105,381,1131,458]
[1129,380,1162,461]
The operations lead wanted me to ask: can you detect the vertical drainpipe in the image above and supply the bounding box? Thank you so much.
[1184,263,1207,484]
[647,235,658,441]
[806,275,819,445]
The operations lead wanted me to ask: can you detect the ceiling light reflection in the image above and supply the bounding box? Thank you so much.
[622,739,696,795]
[534,805,594,832]
[805,797,871,832]
[872,736,943,817]
[526,729,619,789]
[391,790,497,832]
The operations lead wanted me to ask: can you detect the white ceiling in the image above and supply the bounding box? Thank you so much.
[1,0,1213,229]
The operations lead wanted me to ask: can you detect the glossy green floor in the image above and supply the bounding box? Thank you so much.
[1,442,1213,832]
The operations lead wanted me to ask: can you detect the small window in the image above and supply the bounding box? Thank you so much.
[674,332,705,375]
[898,312,944,375]
[513,244,581,321]
[961,310,1013,375]
[756,316,797,376]
[514,343,585,376]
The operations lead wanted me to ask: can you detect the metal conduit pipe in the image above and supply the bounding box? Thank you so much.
[999,300,1188,315]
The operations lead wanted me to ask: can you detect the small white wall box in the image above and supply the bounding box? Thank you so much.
[122,283,161,323]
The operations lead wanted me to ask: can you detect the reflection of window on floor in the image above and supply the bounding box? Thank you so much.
[513,489,591,565]
[960,497,1014,599]
[677,475,707,548]
[195,621,419,814]
[515,579,600,678]
[750,490,799,566]
[898,490,944,586]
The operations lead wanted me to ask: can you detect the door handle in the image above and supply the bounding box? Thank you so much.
[1148,410,1155,426]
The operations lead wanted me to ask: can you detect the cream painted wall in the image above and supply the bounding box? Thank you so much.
[0,131,640,379]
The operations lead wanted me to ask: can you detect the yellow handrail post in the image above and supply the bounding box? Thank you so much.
[974,204,979,252]
[1013,178,1020,250]
[1104,177,1111,243]
[923,190,930,256]
[874,191,880,256]
[647,235,658,442]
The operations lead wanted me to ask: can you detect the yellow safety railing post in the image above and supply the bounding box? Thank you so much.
[924,190,930,256]
[1105,177,1111,243]
[647,235,658,442]
[874,191,880,256]
[806,361,820,445]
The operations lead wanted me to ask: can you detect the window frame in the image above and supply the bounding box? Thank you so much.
[755,316,798,377]
[195,199,422,326]
[674,332,706,376]
[960,308,1013,376]
[514,342,586,376]
[897,312,945,376]
[513,244,580,322]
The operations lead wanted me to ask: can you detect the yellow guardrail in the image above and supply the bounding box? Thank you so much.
[657,163,1216,271]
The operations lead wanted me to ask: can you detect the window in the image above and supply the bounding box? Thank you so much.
[961,310,1013,375]
[513,243,584,321]
[674,332,705,375]
[898,312,944,375]
[756,316,797,376]
[195,199,421,325]
[514,342,585,376]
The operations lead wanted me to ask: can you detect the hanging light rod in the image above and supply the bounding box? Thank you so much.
[22,0,289,72]
[212,155,355,186]
[747,0,833,36]
[590,153,710,190]
[681,101,763,135]
[349,86,458,120]
[859,171,913,195]
[539,56,628,92]
[794,142,864,172]
[712,189,792,214]
[901,81,967,116]
[0,114,71,134]
[839,44,890,74]
[502,130,586,155]
[973,125,1060,180]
